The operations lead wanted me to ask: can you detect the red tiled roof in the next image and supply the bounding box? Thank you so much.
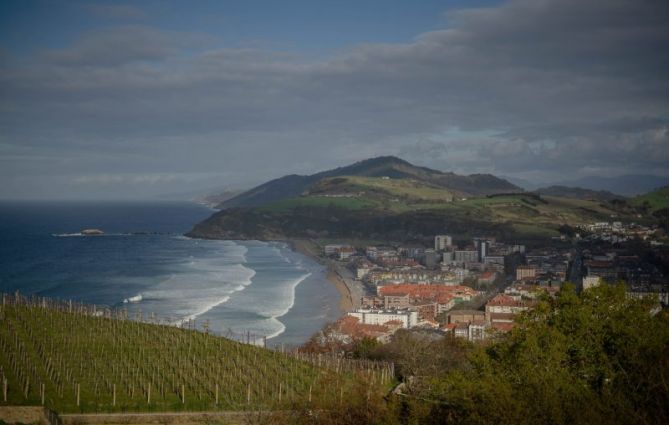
[486,294,520,306]
[379,284,476,300]
[491,322,516,332]
[336,316,389,338]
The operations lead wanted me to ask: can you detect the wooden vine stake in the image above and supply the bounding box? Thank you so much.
[246,383,251,405]
[147,383,151,405]
[181,384,185,404]
[215,384,219,405]
[3,379,7,402]
[41,383,45,405]
[112,384,116,406]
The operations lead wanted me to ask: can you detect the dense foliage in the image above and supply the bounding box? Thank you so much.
[400,284,669,424]
[295,284,669,424]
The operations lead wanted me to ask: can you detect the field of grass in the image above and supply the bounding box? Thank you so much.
[310,176,454,203]
[260,195,378,212]
[0,295,391,414]
[632,186,669,211]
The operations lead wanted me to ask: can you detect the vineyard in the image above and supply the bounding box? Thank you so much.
[0,293,393,414]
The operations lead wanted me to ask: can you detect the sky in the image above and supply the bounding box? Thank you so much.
[1,0,668,199]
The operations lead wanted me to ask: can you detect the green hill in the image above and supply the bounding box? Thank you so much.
[218,156,520,209]
[534,185,625,202]
[0,295,389,414]
[189,189,635,245]
[632,185,669,212]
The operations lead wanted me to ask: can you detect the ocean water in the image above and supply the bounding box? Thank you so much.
[0,201,341,347]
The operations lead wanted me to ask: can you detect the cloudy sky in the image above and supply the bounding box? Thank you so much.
[1,0,668,199]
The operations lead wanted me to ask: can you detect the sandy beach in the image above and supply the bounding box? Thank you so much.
[289,239,356,312]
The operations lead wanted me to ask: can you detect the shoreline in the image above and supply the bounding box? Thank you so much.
[288,239,355,312]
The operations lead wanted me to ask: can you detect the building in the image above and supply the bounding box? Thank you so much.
[354,260,374,280]
[348,309,419,328]
[324,244,347,255]
[484,255,505,273]
[478,271,498,286]
[454,250,479,264]
[582,275,601,290]
[516,265,537,281]
[435,235,453,251]
[468,320,487,341]
[338,246,356,261]
[383,294,411,309]
[423,249,438,268]
[504,283,559,299]
[454,322,469,338]
[448,309,485,324]
[485,294,534,325]
[475,240,490,262]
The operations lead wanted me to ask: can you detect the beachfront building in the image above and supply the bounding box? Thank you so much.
[348,308,419,328]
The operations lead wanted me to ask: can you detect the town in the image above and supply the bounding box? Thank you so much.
[316,228,669,344]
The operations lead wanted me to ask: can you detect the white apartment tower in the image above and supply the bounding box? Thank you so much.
[435,235,453,251]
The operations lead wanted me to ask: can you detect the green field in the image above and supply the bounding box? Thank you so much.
[260,195,378,212]
[276,176,625,229]
[189,175,644,244]
[0,296,391,414]
[310,176,455,203]
[632,186,669,212]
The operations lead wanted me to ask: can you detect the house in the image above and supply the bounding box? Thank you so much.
[448,309,486,324]
[516,265,537,281]
[485,294,535,325]
[348,308,419,328]
[468,320,488,341]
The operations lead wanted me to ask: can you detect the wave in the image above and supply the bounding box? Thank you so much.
[262,318,287,340]
[261,272,312,340]
[123,293,143,303]
[272,272,311,319]
[52,232,132,237]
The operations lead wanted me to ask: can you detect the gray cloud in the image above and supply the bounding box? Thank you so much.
[85,4,146,20]
[1,0,668,199]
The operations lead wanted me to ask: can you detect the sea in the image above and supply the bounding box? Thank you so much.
[0,201,342,347]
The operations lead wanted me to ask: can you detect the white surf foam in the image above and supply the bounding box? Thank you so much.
[122,240,257,325]
[123,294,143,303]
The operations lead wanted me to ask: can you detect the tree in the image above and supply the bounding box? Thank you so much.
[416,283,669,424]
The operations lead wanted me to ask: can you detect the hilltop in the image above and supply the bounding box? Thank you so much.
[187,157,649,245]
[217,156,520,209]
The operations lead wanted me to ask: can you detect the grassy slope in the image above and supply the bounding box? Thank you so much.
[631,186,669,211]
[0,301,381,414]
[189,175,638,244]
[310,176,455,202]
[262,188,625,237]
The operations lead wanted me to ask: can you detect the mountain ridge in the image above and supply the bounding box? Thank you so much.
[218,156,521,208]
